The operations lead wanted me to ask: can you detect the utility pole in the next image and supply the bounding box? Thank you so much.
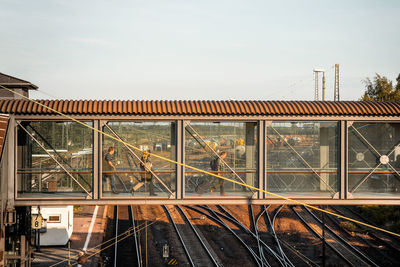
[334,64,340,101]
[314,69,325,101]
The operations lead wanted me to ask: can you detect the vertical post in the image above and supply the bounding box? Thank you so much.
[21,235,26,265]
[245,122,256,191]
[320,126,329,191]
[340,121,346,199]
[258,121,265,199]
[0,223,4,267]
[176,120,184,199]
[36,206,40,252]
[265,121,272,199]
[322,206,326,267]
[68,241,71,267]
[334,64,340,101]
[99,120,104,198]
[93,120,99,200]
[8,117,15,206]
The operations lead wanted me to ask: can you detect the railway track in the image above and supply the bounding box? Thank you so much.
[291,205,379,267]
[163,205,219,266]
[219,205,299,266]
[327,206,400,265]
[185,205,262,266]
[215,205,283,266]
[331,206,400,250]
[303,206,378,266]
[107,204,397,266]
[113,205,141,267]
[267,205,319,267]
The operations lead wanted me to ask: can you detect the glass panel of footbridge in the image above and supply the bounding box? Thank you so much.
[16,121,93,198]
[266,121,339,197]
[348,122,400,197]
[102,121,176,197]
[185,121,258,197]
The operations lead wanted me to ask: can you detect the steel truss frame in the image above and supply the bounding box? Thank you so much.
[7,115,400,205]
[349,123,400,194]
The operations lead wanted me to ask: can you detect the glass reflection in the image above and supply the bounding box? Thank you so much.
[185,122,258,197]
[102,121,176,197]
[348,122,400,196]
[266,122,338,196]
[17,121,93,197]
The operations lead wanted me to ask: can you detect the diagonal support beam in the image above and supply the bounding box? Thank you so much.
[17,122,92,197]
[350,125,400,193]
[185,123,254,193]
[27,123,92,189]
[350,163,382,193]
[350,125,382,157]
[270,126,335,194]
[104,123,174,196]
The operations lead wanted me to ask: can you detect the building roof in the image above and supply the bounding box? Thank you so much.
[0,114,9,161]
[0,99,399,117]
[0,72,38,89]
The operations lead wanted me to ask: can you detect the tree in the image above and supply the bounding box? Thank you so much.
[361,73,400,101]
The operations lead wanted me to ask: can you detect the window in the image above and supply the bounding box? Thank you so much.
[185,121,258,197]
[348,122,400,196]
[102,121,176,197]
[48,215,61,223]
[266,121,339,197]
[17,121,93,198]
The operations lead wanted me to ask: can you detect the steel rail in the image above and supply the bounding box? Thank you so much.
[249,205,268,267]
[248,204,266,267]
[330,206,400,251]
[254,206,270,267]
[185,205,263,267]
[303,206,379,267]
[114,206,119,267]
[17,122,92,196]
[267,206,318,267]
[203,206,263,267]
[162,205,195,267]
[266,205,293,267]
[214,205,286,265]
[185,123,254,193]
[210,205,285,266]
[323,206,396,265]
[270,126,335,194]
[129,205,142,267]
[176,205,220,267]
[289,206,354,267]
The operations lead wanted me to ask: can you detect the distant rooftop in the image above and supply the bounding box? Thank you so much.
[0,72,38,90]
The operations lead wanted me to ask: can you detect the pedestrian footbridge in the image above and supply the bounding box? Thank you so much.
[1,99,400,206]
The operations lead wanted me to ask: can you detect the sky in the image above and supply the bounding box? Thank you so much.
[1,0,399,101]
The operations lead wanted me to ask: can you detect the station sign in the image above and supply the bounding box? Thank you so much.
[31,214,44,229]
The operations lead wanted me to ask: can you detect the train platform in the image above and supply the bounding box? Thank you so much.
[31,205,108,266]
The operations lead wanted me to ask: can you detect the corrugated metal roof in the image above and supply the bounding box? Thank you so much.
[0,99,399,116]
[0,114,9,161]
